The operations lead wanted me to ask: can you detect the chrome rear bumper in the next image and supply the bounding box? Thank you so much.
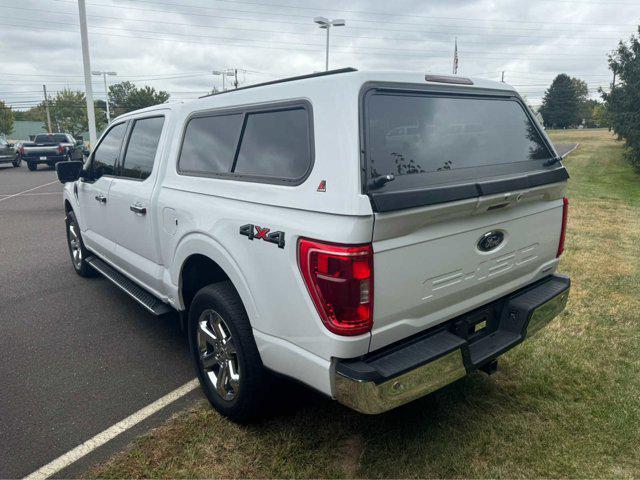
[333,274,570,415]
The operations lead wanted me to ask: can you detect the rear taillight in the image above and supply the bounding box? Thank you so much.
[557,197,569,257]
[58,145,65,154]
[19,146,25,155]
[298,238,373,336]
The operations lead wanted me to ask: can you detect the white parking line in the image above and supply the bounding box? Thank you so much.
[0,192,61,197]
[0,180,59,204]
[24,379,199,480]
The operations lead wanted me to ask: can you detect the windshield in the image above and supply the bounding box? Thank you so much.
[365,92,554,191]
[34,134,68,143]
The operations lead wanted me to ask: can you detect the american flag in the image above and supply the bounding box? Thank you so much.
[452,37,459,74]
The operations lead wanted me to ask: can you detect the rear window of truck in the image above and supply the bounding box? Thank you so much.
[34,134,68,143]
[363,91,557,200]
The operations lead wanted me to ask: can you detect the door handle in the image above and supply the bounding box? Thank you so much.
[94,194,107,204]
[130,204,147,215]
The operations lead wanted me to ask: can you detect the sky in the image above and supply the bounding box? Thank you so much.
[1,0,639,111]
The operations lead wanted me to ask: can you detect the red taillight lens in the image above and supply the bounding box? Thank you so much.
[19,146,25,155]
[557,197,569,257]
[298,238,373,336]
[58,145,65,154]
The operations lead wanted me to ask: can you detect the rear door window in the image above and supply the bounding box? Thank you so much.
[120,116,165,180]
[364,92,554,192]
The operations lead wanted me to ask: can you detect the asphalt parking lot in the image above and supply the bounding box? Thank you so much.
[0,164,201,478]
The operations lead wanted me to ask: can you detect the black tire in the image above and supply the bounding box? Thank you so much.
[65,210,96,277]
[27,161,37,171]
[188,282,268,422]
[12,155,21,167]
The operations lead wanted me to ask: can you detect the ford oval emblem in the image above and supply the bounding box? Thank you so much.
[477,231,504,252]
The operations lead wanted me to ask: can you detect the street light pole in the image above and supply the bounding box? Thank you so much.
[313,17,345,71]
[92,71,117,123]
[325,26,330,71]
[77,0,97,147]
[212,70,234,91]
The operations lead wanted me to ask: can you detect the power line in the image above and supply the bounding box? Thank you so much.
[147,0,640,27]
[48,0,636,41]
[121,0,639,32]
[0,5,623,48]
[6,19,614,59]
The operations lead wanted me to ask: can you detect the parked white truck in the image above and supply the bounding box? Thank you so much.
[56,69,570,421]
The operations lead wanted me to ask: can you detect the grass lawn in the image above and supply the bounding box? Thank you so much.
[88,129,640,479]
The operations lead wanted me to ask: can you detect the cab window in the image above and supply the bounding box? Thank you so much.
[92,123,127,180]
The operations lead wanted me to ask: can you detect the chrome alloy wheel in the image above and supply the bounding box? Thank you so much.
[197,309,240,401]
[68,218,82,270]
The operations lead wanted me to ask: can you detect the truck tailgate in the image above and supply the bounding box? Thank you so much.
[370,182,565,351]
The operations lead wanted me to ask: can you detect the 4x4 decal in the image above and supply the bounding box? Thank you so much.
[239,224,285,249]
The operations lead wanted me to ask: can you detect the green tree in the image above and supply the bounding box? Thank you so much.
[592,103,609,128]
[13,104,46,122]
[108,81,170,116]
[601,26,640,172]
[0,100,14,136]
[48,90,106,138]
[49,89,88,138]
[539,74,583,128]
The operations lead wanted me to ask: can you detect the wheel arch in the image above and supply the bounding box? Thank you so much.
[172,233,260,328]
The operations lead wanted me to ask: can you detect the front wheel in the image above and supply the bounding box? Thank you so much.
[27,161,37,171]
[65,210,96,277]
[188,282,268,422]
[12,155,21,167]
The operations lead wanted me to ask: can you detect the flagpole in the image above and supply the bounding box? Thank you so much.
[452,37,458,75]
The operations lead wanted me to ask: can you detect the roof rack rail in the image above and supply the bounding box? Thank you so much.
[199,67,358,98]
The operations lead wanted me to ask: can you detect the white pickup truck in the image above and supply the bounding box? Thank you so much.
[56,69,570,422]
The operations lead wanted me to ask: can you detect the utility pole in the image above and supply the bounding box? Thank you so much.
[77,0,97,147]
[42,85,52,133]
[501,71,505,82]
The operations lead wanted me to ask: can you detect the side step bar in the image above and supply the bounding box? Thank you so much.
[85,256,172,316]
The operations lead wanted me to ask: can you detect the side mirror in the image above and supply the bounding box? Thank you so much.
[55,161,84,184]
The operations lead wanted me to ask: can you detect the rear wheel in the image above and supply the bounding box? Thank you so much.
[188,282,268,422]
[12,155,21,167]
[65,210,96,277]
[27,161,37,171]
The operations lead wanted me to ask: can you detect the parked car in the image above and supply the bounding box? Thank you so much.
[0,138,21,167]
[56,69,570,421]
[19,133,84,171]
